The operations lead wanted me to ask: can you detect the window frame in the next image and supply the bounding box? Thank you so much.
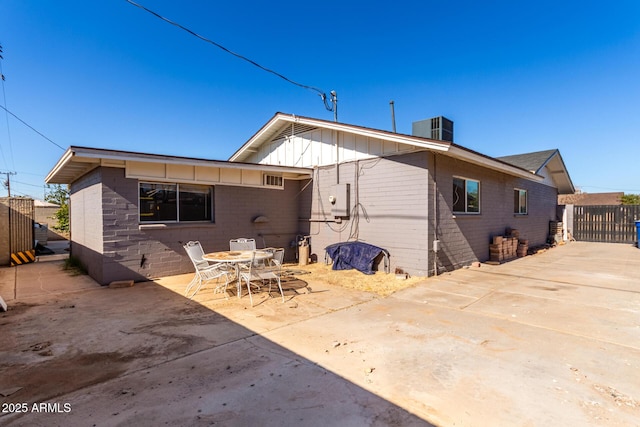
[453,176,481,214]
[139,181,214,224]
[514,188,528,215]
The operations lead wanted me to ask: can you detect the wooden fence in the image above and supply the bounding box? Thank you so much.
[0,198,36,265]
[573,205,640,243]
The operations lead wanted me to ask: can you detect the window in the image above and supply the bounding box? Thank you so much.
[139,182,213,223]
[514,188,527,214]
[453,177,480,213]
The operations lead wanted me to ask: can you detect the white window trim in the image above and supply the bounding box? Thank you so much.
[514,188,528,215]
[453,176,481,214]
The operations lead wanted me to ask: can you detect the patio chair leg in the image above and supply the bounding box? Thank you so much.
[186,277,204,300]
[185,274,198,297]
[246,278,254,307]
[266,277,285,303]
[276,277,284,303]
[212,277,230,300]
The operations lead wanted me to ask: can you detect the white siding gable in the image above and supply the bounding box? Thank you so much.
[249,129,417,168]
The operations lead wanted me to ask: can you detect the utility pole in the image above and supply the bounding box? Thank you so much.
[0,171,16,197]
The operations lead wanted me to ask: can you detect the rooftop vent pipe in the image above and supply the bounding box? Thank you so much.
[390,100,396,133]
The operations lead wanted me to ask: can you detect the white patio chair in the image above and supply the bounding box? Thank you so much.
[237,249,285,306]
[183,241,231,300]
[229,238,256,251]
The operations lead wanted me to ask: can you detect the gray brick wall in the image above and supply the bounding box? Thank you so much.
[70,167,305,285]
[306,152,560,277]
[434,154,559,272]
[307,152,431,276]
[69,157,560,284]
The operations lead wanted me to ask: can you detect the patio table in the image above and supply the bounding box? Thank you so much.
[203,250,272,298]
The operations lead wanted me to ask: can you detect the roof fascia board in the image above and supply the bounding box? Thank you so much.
[46,146,312,184]
[44,147,75,183]
[229,113,450,161]
[72,146,312,174]
[287,116,450,150]
[544,150,575,194]
[535,149,559,174]
[229,114,284,161]
[447,145,543,181]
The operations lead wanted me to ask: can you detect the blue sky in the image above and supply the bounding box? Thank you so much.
[1,0,639,199]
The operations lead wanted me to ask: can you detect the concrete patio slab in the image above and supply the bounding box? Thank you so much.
[1,241,639,426]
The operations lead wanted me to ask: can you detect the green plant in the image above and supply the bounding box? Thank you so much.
[62,256,87,276]
[620,194,640,205]
[45,184,70,233]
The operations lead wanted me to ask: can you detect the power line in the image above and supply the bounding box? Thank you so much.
[0,105,65,150]
[0,43,14,169]
[12,179,43,188]
[0,170,16,197]
[124,0,338,120]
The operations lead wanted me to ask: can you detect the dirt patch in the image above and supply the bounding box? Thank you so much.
[0,351,133,404]
[594,384,638,409]
[0,302,39,317]
[288,263,424,296]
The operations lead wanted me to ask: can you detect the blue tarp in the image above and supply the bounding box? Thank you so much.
[325,241,389,275]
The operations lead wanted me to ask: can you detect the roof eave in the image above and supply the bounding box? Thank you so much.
[447,145,543,181]
[46,146,313,185]
[229,113,450,162]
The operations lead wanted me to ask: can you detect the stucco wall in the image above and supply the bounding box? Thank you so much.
[70,168,105,282]
[35,206,67,241]
[70,167,306,285]
[434,154,558,272]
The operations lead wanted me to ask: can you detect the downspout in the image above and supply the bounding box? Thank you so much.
[335,130,339,185]
[433,153,439,276]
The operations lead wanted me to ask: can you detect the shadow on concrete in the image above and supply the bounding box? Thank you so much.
[0,259,435,426]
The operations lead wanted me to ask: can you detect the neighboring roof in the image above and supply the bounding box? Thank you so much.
[558,192,623,206]
[45,146,313,185]
[34,199,60,208]
[230,113,547,183]
[496,149,559,174]
[497,149,575,194]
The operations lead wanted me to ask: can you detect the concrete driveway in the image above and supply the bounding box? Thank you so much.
[1,242,639,426]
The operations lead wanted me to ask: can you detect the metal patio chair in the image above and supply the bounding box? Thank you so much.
[183,241,232,300]
[237,249,285,306]
[229,238,256,251]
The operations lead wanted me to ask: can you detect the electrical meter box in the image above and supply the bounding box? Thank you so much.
[331,184,350,218]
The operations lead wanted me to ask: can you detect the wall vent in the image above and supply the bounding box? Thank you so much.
[263,174,284,188]
[412,116,454,142]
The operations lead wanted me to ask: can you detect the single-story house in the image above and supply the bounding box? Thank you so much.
[45,113,574,285]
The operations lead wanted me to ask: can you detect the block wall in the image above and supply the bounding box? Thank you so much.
[306,152,431,276]
[70,167,305,285]
[70,168,105,282]
[433,154,559,272]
